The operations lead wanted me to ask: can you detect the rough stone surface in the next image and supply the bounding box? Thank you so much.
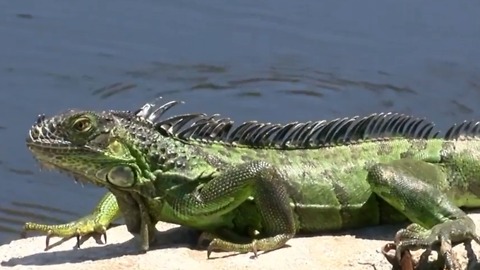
[2,213,480,270]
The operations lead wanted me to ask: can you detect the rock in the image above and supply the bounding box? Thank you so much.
[2,214,480,270]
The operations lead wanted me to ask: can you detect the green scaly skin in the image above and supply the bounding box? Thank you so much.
[21,100,480,269]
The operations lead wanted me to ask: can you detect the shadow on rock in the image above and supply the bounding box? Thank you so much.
[1,226,200,267]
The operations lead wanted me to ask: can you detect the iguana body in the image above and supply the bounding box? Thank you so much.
[23,100,480,268]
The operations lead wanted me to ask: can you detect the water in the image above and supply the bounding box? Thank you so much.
[1,0,480,244]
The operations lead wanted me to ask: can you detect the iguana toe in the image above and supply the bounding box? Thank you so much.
[206,238,258,259]
[75,229,108,248]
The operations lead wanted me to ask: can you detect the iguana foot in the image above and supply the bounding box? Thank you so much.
[391,216,480,270]
[21,192,120,250]
[196,231,260,258]
[22,214,111,250]
[382,243,416,270]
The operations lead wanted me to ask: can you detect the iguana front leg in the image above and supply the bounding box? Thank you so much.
[368,159,480,269]
[167,160,296,257]
[22,192,121,250]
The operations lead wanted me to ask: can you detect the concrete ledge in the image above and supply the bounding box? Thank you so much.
[2,215,480,270]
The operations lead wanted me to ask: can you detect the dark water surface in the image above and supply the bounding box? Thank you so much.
[1,1,480,244]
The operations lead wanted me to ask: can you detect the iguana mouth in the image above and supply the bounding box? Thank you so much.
[29,154,105,187]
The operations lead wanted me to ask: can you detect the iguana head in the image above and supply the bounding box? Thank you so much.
[25,108,155,193]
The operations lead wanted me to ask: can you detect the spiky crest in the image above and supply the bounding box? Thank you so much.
[112,98,443,150]
[444,120,480,140]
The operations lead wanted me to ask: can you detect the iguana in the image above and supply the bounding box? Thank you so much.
[22,99,480,269]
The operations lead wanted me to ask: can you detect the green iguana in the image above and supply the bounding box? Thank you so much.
[22,99,480,269]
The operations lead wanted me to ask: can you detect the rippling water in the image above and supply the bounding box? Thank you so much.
[0,0,480,244]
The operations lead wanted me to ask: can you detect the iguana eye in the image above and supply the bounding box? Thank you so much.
[72,117,92,132]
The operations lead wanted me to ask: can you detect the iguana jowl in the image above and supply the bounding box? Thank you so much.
[22,99,480,268]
